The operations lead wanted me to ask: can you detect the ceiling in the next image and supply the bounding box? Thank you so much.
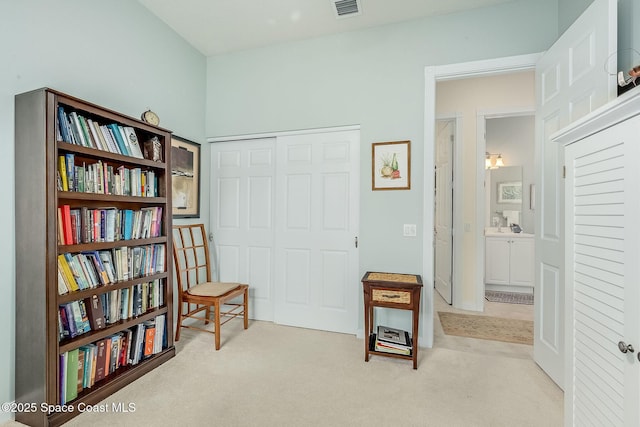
[138,0,515,56]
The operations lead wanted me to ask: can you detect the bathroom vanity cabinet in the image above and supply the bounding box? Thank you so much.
[484,231,534,290]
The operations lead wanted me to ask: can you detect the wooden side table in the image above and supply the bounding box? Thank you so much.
[362,271,423,369]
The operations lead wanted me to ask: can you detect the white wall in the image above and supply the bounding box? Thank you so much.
[436,71,536,308]
[0,1,206,422]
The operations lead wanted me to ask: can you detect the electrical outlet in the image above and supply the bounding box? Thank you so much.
[403,224,417,237]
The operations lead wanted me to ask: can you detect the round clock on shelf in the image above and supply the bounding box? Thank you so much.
[141,109,160,126]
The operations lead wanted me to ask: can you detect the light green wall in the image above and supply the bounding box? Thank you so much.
[617,0,640,74]
[558,0,593,34]
[0,1,205,422]
[205,0,558,330]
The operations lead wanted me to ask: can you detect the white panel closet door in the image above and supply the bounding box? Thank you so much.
[210,129,360,333]
[274,130,360,334]
[211,138,277,321]
[534,0,616,388]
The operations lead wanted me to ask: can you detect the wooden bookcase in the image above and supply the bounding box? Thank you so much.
[14,88,175,426]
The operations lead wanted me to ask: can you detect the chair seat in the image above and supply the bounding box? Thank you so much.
[187,281,243,297]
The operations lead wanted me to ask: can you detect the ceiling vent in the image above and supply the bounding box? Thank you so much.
[332,0,362,19]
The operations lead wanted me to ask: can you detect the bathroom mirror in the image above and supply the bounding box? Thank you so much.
[486,166,522,228]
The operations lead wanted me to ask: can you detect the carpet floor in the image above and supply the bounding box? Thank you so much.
[438,311,533,345]
[485,290,533,305]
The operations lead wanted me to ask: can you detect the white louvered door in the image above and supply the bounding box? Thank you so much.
[562,96,640,427]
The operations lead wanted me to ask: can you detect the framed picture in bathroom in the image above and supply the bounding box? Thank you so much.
[497,181,522,204]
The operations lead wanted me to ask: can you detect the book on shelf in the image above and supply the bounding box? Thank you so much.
[374,338,411,355]
[60,204,73,245]
[94,339,107,382]
[65,348,79,403]
[84,294,106,330]
[376,325,411,347]
[122,126,144,159]
[59,353,67,405]
[58,155,68,192]
[143,320,156,358]
[373,325,412,355]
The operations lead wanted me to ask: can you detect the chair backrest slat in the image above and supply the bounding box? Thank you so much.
[172,224,212,293]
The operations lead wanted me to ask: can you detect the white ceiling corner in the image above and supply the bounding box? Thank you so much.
[137,0,516,56]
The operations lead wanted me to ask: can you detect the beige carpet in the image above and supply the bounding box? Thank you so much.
[4,320,560,427]
[438,312,533,345]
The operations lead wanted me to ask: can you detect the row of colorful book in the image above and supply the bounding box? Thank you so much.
[59,314,167,405]
[57,204,163,246]
[57,106,145,159]
[374,325,413,355]
[58,280,165,341]
[57,153,158,197]
[57,245,166,294]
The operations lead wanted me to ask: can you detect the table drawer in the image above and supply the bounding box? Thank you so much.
[372,289,411,304]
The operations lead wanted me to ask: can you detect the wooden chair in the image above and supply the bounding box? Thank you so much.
[172,224,248,350]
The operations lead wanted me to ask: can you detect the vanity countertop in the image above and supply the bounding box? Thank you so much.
[484,227,534,238]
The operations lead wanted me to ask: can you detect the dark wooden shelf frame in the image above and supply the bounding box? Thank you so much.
[15,88,175,427]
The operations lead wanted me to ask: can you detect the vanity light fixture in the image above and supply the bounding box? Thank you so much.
[485,152,505,169]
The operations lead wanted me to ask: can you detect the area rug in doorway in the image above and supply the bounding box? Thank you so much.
[485,290,533,305]
[438,312,533,345]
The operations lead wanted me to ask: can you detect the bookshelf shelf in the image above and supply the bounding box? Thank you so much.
[58,306,169,353]
[57,272,169,304]
[57,141,168,170]
[58,236,167,252]
[15,88,175,427]
[58,191,167,204]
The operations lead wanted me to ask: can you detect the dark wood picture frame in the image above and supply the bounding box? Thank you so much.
[372,140,411,190]
[171,136,201,218]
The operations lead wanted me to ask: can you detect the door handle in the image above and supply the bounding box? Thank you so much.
[618,341,634,354]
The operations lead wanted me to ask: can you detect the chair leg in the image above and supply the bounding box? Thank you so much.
[205,305,211,325]
[175,300,183,341]
[214,300,221,350]
[243,288,249,329]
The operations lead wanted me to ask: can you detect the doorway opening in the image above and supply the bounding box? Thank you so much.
[422,54,540,349]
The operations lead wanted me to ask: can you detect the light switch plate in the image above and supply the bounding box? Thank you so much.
[403,224,417,237]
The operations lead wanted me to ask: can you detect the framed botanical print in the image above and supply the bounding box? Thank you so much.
[372,140,411,190]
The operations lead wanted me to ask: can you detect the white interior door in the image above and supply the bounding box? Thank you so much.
[211,138,277,321]
[274,130,360,334]
[210,129,360,334]
[434,119,454,304]
[534,0,616,388]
